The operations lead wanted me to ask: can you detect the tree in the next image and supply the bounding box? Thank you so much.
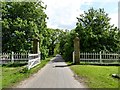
[2,1,47,53]
[75,8,120,52]
[46,28,62,55]
[59,29,76,61]
[58,8,120,61]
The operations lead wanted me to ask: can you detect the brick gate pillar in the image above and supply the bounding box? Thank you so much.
[33,38,40,54]
[74,36,80,64]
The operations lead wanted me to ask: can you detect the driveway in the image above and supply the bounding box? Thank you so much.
[16,54,86,88]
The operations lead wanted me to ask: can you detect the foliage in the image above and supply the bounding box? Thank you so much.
[2,2,120,61]
[2,1,57,59]
[2,1,47,53]
[75,8,120,52]
[58,8,120,61]
[2,1,63,59]
[54,43,60,55]
[59,30,76,61]
[47,28,62,55]
[39,28,63,59]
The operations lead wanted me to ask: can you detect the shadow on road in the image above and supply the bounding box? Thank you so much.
[54,63,73,67]
[51,54,65,62]
[51,54,74,67]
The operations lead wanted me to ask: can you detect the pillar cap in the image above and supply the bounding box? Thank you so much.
[74,36,79,42]
[76,33,79,37]
[33,38,39,41]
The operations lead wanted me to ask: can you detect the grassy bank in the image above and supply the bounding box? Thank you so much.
[69,64,119,88]
[2,57,53,88]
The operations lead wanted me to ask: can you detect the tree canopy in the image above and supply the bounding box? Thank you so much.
[75,8,120,52]
[2,1,47,53]
[58,8,120,61]
[2,2,120,61]
[2,1,63,59]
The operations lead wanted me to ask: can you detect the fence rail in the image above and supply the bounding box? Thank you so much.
[0,52,28,64]
[73,51,120,64]
[0,52,41,69]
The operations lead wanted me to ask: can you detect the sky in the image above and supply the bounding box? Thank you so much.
[43,0,119,30]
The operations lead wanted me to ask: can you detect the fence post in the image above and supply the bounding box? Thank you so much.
[28,53,30,70]
[118,53,120,64]
[38,51,41,63]
[11,52,14,63]
[100,51,102,64]
[73,51,75,63]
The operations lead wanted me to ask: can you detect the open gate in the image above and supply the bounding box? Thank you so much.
[28,53,41,70]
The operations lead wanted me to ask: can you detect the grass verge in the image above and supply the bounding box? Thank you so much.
[2,57,53,88]
[68,62,119,88]
[0,65,2,90]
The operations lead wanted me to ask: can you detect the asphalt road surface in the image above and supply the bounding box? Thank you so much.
[16,54,86,88]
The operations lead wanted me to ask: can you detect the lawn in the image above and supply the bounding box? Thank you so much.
[2,57,53,88]
[0,66,2,90]
[70,64,119,88]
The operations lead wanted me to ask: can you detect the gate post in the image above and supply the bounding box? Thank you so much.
[11,51,14,63]
[33,38,40,54]
[74,35,80,64]
[33,38,41,63]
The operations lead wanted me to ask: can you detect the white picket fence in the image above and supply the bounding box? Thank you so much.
[0,52,41,69]
[1,52,28,64]
[73,51,120,64]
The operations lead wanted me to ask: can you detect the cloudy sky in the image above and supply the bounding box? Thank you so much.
[43,0,119,30]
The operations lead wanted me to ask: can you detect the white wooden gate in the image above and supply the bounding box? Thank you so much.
[28,53,41,70]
